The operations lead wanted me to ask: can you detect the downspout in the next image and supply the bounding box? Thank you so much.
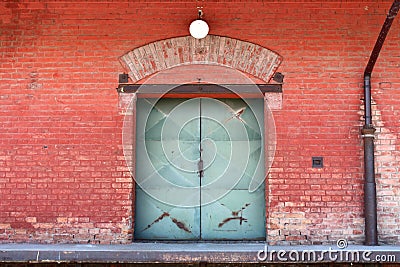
[363,0,400,246]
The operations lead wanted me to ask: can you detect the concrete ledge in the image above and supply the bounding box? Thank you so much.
[0,243,399,264]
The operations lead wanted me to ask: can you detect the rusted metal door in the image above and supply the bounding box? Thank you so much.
[135,98,201,240]
[135,98,265,240]
[200,98,265,240]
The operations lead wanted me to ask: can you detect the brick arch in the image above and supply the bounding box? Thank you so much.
[120,35,282,83]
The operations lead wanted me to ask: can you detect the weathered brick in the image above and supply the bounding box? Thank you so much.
[121,35,282,83]
[1,1,399,246]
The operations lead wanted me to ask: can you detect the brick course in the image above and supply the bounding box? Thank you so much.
[1,1,399,245]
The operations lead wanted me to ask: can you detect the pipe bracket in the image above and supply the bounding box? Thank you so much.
[361,134,375,138]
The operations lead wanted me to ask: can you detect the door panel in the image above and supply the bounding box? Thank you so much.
[135,98,201,240]
[200,98,265,240]
[135,97,265,240]
[200,187,265,240]
[135,188,200,240]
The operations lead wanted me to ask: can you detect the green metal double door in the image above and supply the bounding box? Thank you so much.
[135,97,265,240]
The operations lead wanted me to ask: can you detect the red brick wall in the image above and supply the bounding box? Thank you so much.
[372,50,400,243]
[1,1,399,245]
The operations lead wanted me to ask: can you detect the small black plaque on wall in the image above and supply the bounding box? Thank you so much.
[312,157,323,168]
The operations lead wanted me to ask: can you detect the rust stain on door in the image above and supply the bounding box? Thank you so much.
[218,203,251,228]
[142,211,192,233]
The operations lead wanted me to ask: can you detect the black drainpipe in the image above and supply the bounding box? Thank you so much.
[363,0,400,246]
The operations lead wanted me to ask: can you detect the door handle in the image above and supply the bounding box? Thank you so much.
[198,159,204,178]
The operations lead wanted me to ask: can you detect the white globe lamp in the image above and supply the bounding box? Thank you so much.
[189,10,209,39]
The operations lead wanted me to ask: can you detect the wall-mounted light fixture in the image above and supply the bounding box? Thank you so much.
[189,9,209,39]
